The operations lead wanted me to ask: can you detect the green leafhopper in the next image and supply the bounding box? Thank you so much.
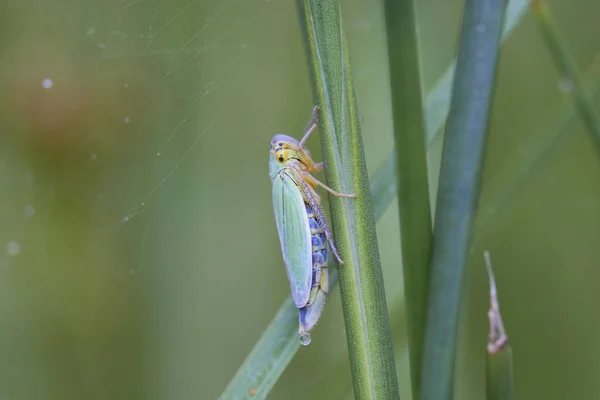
[269,106,356,345]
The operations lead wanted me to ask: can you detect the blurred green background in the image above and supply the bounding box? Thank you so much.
[1,0,599,399]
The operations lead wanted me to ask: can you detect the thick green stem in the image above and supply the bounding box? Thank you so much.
[297,1,399,398]
[420,1,507,399]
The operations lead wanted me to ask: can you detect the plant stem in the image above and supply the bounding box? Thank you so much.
[297,0,400,398]
[420,1,508,399]
[384,0,431,398]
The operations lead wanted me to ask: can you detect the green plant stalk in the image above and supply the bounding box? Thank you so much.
[219,2,530,399]
[297,1,399,398]
[384,0,431,398]
[420,1,507,399]
[487,347,515,400]
[532,1,600,151]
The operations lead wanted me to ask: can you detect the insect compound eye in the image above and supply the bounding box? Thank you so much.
[277,150,285,162]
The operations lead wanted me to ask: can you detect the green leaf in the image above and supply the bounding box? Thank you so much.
[384,0,431,398]
[420,1,508,399]
[297,0,399,398]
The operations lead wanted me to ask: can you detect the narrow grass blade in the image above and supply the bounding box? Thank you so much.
[487,347,515,400]
[297,0,399,398]
[532,0,600,150]
[384,1,431,398]
[420,1,508,399]
[219,2,530,399]
[484,251,514,400]
[218,297,299,400]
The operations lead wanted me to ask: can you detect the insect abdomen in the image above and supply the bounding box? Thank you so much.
[298,205,329,343]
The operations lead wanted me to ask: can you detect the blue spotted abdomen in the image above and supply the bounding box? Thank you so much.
[298,204,329,338]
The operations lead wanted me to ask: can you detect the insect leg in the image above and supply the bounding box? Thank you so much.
[296,177,345,264]
[299,106,320,147]
[301,170,357,199]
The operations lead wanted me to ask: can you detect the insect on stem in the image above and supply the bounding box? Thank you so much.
[268,105,357,344]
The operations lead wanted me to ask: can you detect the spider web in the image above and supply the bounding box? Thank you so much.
[0,0,278,398]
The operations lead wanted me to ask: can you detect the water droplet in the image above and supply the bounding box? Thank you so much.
[42,78,53,89]
[91,153,98,160]
[476,24,485,33]
[6,241,21,256]
[124,116,130,124]
[123,216,130,222]
[299,332,311,346]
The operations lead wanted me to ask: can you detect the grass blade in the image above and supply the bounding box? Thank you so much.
[487,347,515,400]
[484,251,514,400]
[298,0,399,398]
[420,1,508,399]
[384,0,431,398]
[218,297,299,400]
[532,0,600,150]
[219,2,530,399]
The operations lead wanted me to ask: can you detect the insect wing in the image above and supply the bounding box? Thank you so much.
[272,170,312,308]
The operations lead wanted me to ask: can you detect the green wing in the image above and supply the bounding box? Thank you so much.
[272,169,312,309]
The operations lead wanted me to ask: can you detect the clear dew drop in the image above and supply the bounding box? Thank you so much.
[299,332,311,346]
